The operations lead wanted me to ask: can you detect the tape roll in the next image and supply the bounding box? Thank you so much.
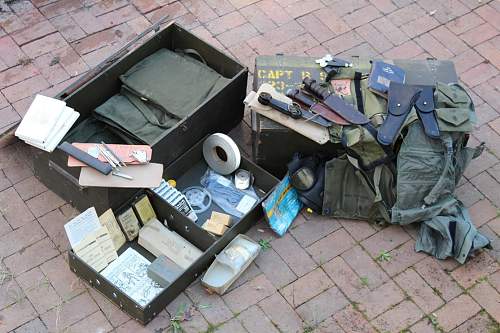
[203,133,241,175]
[234,169,251,190]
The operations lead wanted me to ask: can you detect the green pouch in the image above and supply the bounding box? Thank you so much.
[434,83,475,133]
[120,48,229,119]
[322,155,375,220]
[93,93,176,145]
[322,155,393,223]
[343,126,387,168]
[435,82,470,107]
[435,108,473,132]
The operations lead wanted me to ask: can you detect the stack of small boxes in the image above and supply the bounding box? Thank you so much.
[202,211,232,236]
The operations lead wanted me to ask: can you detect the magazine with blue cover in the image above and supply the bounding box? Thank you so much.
[262,175,302,236]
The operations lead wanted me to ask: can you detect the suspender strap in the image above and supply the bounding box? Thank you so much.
[354,72,364,114]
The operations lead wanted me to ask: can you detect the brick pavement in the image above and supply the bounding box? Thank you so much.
[0,0,499,332]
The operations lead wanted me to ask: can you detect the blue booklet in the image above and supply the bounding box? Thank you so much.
[368,61,406,97]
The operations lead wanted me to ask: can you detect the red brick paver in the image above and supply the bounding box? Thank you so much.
[0,0,499,332]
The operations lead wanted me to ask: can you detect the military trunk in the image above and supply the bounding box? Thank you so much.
[32,22,279,324]
[34,22,248,213]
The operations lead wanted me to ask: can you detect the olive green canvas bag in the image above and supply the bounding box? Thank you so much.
[89,48,229,145]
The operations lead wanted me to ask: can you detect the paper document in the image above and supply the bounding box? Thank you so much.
[15,94,66,145]
[65,208,118,271]
[22,107,80,152]
[99,209,126,251]
[64,207,101,248]
[72,226,117,272]
[16,95,80,152]
[101,248,164,307]
[73,233,109,272]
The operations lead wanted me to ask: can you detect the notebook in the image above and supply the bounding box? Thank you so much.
[367,61,406,97]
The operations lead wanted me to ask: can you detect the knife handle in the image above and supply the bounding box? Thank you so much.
[58,142,113,175]
[303,77,330,100]
[286,88,315,107]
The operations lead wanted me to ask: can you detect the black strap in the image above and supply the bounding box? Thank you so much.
[354,72,364,114]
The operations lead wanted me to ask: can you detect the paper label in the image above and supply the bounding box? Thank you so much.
[236,195,257,215]
[331,79,351,96]
[377,75,391,88]
[74,240,108,272]
[72,226,117,271]
[95,227,118,263]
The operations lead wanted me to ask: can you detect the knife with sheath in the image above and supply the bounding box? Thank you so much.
[257,92,332,127]
[302,77,371,125]
[302,77,395,165]
[286,88,349,126]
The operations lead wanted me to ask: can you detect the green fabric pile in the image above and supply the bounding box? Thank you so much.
[66,48,228,145]
[300,59,489,264]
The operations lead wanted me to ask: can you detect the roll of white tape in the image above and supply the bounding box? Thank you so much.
[203,133,241,175]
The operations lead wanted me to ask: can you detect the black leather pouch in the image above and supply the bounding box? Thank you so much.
[377,82,421,146]
[415,85,440,139]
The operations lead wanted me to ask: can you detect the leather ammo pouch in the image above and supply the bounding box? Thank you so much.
[377,82,421,146]
[414,85,440,139]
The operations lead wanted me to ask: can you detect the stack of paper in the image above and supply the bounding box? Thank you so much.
[15,94,79,152]
[101,248,164,306]
[64,207,118,272]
